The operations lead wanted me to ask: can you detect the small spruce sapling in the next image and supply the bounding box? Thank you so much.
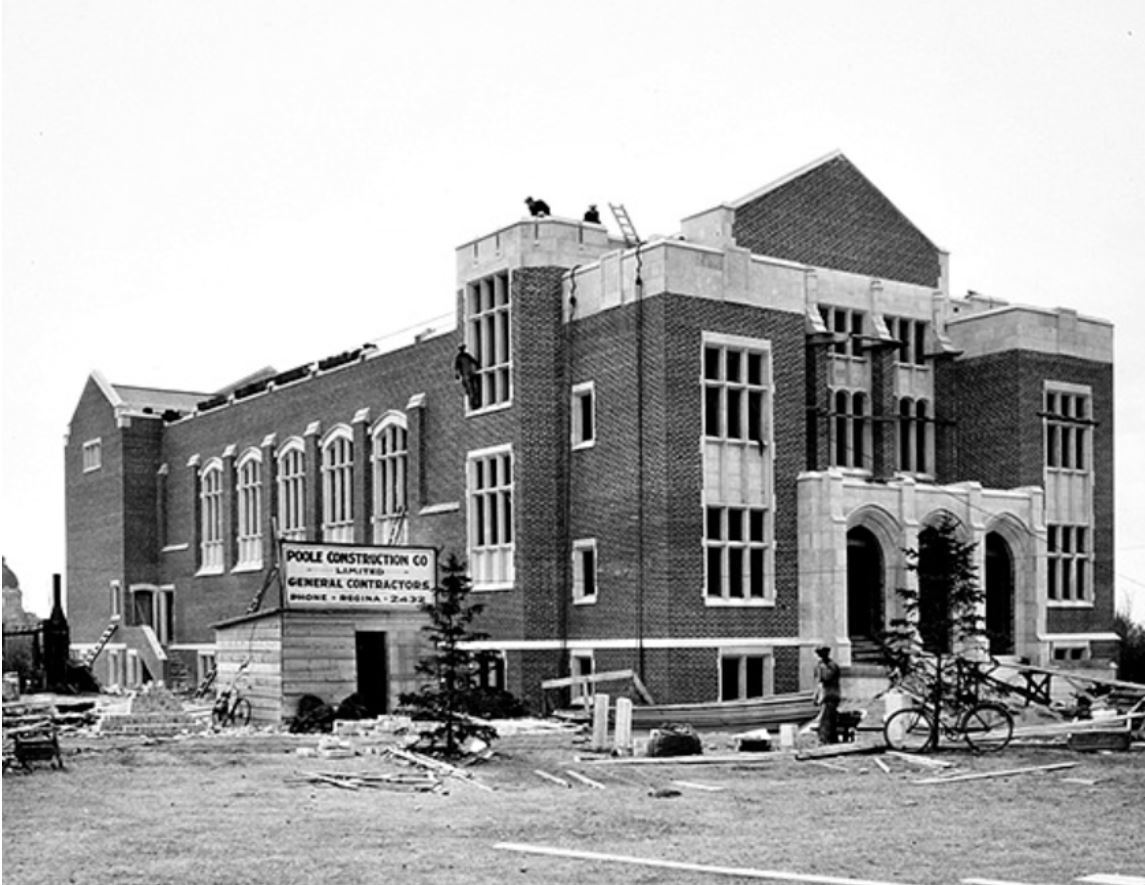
[882,515,987,743]
[399,554,498,757]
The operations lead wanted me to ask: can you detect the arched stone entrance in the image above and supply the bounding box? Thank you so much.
[847,526,885,662]
[985,531,1016,655]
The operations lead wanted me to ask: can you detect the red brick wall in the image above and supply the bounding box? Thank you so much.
[65,378,126,642]
[947,350,1115,636]
[731,155,942,288]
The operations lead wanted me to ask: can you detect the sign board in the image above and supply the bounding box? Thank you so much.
[282,542,436,609]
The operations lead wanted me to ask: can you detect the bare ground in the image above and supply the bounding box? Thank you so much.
[3,731,1143,885]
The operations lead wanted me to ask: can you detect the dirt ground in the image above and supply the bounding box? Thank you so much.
[3,730,1143,885]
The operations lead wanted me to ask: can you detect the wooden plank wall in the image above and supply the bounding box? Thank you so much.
[280,610,429,720]
[214,615,283,724]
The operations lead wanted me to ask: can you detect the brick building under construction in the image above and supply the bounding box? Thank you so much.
[63,152,1117,722]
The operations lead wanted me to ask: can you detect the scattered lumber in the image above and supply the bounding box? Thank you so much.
[795,742,882,761]
[565,769,606,789]
[808,760,849,772]
[885,750,955,769]
[305,772,361,790]
[913,761,1078,785]
[579,752,784,766]
[533,769,571,788]
[873,758,891,775]
[494,840,924,884]
[385,746,495,792]
[671,780,725,792]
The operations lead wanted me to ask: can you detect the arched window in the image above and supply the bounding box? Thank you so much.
[277,439,306,541]
[372,415,408,545]
[199,460,224,572]
[322,427,354,542]
[235,449,262,567]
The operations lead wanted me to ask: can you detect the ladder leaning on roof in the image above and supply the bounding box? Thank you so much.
[608,203,641,247]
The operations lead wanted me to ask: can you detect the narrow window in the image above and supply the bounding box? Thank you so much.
[572,539,597,603]
[915,401,929,474]
[82,438,102,472]
[571,382,596,449]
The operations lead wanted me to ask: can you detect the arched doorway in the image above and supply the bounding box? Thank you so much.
[985,532,1015,655]
[847,526,884,662]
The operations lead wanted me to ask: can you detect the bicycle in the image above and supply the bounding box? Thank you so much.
[211,660,252,728]
[212,685,252,727]
[883,662,1014,753]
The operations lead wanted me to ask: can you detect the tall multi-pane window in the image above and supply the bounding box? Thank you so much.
[701,334,775,605]
[898,397,931,474]
[235,450,262,568]
[199,461,224,572]
[818,306,867,358]
[704,507,769,601]
[466,270,512,410]
[372,417,408,545]
[888,317,928,365]
[468,445,514,588]
[703,345,770,444]
[321,430,354,543]
[1045,390,1090,470]
[277,440,306,541]
[1047,524,1089,602]
[832,390,869,469]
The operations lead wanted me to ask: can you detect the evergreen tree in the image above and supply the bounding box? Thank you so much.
[399,554,498,757]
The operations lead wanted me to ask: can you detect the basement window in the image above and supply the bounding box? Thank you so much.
[719,651,773,701]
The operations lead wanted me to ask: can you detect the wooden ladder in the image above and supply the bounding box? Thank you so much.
[608,203,641,247]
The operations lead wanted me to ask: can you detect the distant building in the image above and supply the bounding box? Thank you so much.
[63,152,1116,721]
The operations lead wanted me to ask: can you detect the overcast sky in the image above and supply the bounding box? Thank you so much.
[3,1,1143,621]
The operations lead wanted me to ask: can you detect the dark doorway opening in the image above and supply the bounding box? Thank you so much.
[847,527,885,662]
[985,532,1016,655]
[355,631,389,716]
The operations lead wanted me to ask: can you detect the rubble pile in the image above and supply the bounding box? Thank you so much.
[98,683,201,737]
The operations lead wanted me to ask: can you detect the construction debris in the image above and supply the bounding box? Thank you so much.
[293,769,441,792]
[913,761,1078,785]
[98,684,199,737]
[386,746,495,792]
[533,769,571,788]
[565,769,606,789]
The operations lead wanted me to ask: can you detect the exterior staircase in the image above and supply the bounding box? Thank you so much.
[849,637,885,665]
[81,616,121,667]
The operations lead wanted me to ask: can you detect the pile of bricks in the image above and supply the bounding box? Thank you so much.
[98,683,201,737]
[328,714,416,755]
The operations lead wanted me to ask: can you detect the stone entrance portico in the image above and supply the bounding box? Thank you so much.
[797,469,1046,686]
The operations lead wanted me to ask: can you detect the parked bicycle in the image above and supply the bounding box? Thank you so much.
[883,658,1014,753]
[211,660,252,728]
